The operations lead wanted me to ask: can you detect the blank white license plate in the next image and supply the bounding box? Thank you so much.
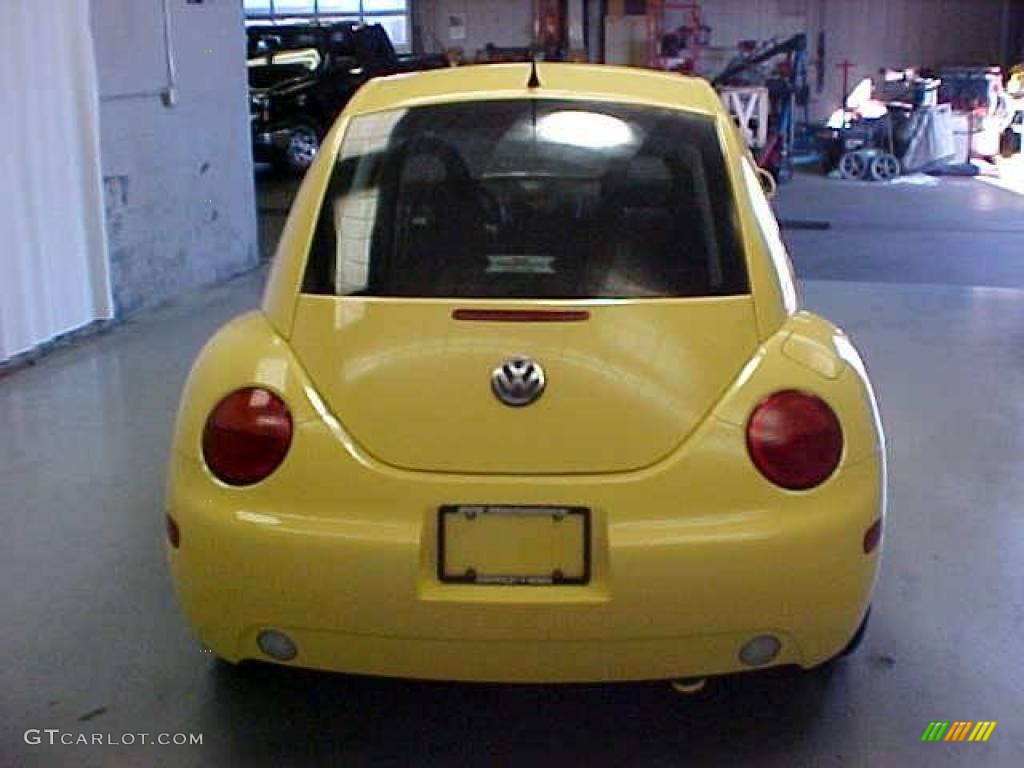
[438,505,590,585]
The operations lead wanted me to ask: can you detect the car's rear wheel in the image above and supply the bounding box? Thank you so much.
[838,606,871,657]
[209,652,258,679]
[818,606,871,670]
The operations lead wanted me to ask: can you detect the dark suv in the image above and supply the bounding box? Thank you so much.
[247,23,446,172]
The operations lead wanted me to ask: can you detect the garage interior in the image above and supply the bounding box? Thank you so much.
[2,1,1023,765]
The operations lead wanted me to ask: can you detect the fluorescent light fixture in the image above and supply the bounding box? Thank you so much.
[535,111,636,149]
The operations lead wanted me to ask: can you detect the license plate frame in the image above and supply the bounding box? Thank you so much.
[437,505,591,586]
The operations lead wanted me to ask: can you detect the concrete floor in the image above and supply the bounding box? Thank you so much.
[3,171,1024,766]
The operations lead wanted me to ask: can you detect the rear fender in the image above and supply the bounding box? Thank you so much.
[170,311,322,463]
[713,311,885,470]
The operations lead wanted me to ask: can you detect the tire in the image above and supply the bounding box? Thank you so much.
[806,607,871,678]
[1001,128,1021,158]
[869,153,901,182]
[280,119,321,174]
[774,158,794,184]
[839,610,872,659]
[838,151,869,180]
[210,654,259,680]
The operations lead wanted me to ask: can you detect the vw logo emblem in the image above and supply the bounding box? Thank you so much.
[491,356,546,407]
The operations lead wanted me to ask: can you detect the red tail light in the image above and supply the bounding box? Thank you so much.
[746,390,843,490]
[202,387,292,486]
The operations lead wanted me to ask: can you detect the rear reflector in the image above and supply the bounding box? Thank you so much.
[452,309,590,322]
[166,514,180,548]
[863,518,883,554]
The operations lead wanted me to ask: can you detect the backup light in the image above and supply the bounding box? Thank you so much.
[257,629,298,661]
[739,635,781,667]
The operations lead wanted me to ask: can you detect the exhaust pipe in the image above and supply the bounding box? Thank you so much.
[670,677,707,695]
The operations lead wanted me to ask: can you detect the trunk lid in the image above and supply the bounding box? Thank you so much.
[288,295,759,474]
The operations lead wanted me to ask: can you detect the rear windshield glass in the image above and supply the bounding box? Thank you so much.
[302,99,747,299]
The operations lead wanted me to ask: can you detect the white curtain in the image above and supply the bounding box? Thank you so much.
[0,0,112,362]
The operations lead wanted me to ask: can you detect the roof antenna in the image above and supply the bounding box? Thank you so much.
[527,56,541,89]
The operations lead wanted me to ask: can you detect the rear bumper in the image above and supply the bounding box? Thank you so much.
[166,415,884,683]
[200,626,810,683]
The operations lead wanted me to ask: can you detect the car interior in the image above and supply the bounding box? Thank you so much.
[303,101,746,300]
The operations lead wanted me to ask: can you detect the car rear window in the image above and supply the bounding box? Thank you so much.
[302,99,748,299]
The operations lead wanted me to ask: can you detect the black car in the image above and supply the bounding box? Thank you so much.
[247,23,446,172]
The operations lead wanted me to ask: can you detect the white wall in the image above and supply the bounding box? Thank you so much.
[91,0,258,316]
[0,0,112,362]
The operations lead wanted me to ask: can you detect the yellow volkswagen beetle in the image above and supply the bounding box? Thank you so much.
[166,63,885,684]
